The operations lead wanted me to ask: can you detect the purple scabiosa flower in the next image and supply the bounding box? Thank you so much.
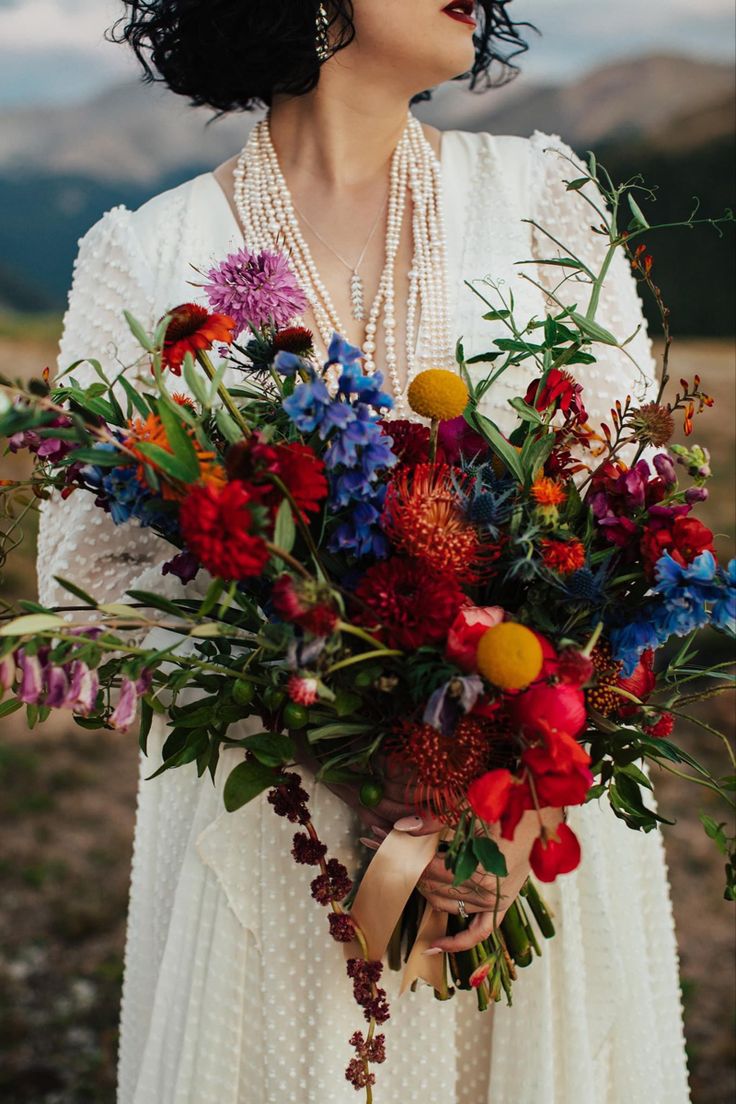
[203,249,307,335]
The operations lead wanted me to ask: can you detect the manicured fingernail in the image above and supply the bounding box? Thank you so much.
[371,826,388,838]
[359,837,379,850]
[394,815,424,832]
[422,947,443,956]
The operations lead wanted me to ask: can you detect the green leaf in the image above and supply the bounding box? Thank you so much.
[307,721,374,742]
[139,698,154,754]
[566,177,589,192]
[332,689,362,717]
[618,762,653,790]
[126,590,189,618]
[471,413,524,483]
[183,354,209,408]
[52,577,98,608]
[62,447,126,468]
[472,836,508,877]
[507,396,544,425]
[118,376,149,418]
[482,309,511,321]
[273,499,296,555]
[451,840,478,887]
[224,759,281,812]
[0,613,65,637]
[134,442,196,483]
[699,813,728,854]
[124,311,155,353]
[569,312,619,347]
[241,731,296,768]
[157,403,200,481]
[215,408,243,445]
[0,699,22,720]
[522,256,587,270]
[627,193,650,230]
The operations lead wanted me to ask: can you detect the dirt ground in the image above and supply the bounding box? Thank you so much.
[0,332,734,1102]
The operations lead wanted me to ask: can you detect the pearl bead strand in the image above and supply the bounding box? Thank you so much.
[232,113,454,412]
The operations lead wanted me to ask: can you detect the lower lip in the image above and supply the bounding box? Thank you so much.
[443,8,477,26]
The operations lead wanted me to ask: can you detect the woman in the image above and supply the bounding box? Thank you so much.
[37,2,691,1101]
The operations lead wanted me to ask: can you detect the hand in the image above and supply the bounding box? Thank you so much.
[415,806,563,954]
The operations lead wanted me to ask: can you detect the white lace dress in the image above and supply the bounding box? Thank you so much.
[37,129,691,1104]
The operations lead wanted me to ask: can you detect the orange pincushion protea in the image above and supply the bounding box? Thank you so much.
[382,463,486,581]
[125,412,225,500]
[388,716,494,821]
[161,303,236,375]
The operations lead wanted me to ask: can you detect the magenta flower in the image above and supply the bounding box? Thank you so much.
[17,650,44,704]
[65,661,99,715]
[45,665,70,708]
[203,248,307,335]
[110,678,139,732]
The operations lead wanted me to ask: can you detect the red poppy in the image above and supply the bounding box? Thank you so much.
[161,303,237,375]
[530,823,582,882]
[179,480,269,581]
[641,514,714,577]
[510,681,587,740]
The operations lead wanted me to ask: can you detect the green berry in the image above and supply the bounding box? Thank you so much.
[263,687,286,712]
[232,679,256,706]
[283,702,309,730]
[359,780,384,808]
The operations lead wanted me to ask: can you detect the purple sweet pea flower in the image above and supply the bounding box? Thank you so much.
[45,666,70,708]
[424,675,484,736]
[17,650,44,705]
[109,678,139,732]
[622,460,652,508]
[652,452,677,486]
[685,486,708,505]
[65,661,99,715]
[162,552,200,584]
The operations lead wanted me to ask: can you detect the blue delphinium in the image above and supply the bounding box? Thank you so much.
[83,444,177,535]
[282,331,398,559]
[610,549,735,675]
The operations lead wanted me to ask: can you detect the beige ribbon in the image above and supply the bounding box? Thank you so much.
[347,827,448,994]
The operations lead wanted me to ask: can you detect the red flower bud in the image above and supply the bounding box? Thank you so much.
[530,823,582,882]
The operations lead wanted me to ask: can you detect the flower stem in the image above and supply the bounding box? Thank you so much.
[196,350,252,437]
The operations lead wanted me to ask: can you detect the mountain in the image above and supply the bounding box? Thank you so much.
[0,53,733,330]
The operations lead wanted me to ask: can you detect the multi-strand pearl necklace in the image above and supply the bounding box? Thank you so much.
[233,113,454,413]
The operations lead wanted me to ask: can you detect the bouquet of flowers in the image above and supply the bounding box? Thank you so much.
[1,157,734,1098]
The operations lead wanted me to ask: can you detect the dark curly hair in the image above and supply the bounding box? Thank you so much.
[111,1,532,115]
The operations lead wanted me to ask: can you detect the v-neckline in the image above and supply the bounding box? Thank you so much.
[202,128,459,378]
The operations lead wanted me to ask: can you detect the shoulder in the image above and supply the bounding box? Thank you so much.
[442,128,582,189]
[75,172,226,284]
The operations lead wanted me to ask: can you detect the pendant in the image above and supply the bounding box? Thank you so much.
[350,271,366,322]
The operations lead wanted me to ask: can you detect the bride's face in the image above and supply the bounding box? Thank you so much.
[345,1,478,93]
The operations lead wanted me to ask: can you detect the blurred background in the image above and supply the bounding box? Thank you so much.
[0,1,734,1101]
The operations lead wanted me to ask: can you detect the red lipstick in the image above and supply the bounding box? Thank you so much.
[442,1,477,27]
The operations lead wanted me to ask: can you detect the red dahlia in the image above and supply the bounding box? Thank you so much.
[161,303,237,374]
[378,419,432,466]
[353,557,464,650]
[179,480,269,581]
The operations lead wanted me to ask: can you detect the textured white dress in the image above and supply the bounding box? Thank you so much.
[37,129,691,1104]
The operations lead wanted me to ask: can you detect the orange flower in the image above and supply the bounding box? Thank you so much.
[125,413,225,500]
[161,303,236,375]
[382,463,486,581]
[541,538,586,575]
[531,476,566,507]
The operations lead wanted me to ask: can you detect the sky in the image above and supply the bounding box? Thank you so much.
[0,0,734,105]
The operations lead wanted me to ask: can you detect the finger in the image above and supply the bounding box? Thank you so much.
[421,856,497,897]
[393,813,447,836]
[420,893,485,917]
[355,807,394,833]
[359,837,380,851]
[418,881,494,912]
[429,910,497,954]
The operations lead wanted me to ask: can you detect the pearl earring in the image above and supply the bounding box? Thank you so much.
[315,3,331,63]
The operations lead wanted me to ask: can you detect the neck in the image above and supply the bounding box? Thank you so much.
[269,84,412,191]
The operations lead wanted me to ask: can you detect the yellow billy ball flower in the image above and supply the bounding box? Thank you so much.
[407,369,469,422]
[477,622,544,691]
